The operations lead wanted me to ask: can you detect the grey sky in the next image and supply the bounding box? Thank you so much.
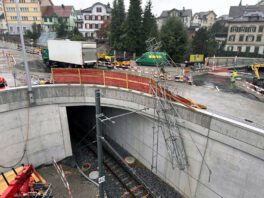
[53,0,259,16]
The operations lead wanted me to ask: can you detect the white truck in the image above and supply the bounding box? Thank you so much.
[44,40,97,68]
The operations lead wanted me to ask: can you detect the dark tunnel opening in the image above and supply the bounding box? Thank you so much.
[66,106,182,198]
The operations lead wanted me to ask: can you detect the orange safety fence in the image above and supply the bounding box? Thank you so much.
[52,68,206,109]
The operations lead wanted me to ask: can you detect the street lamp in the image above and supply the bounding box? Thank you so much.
[15,0,34,103]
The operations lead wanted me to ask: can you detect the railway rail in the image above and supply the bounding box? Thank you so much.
[86,141,154,198]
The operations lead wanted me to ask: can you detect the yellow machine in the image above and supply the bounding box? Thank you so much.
[251,63,264,87]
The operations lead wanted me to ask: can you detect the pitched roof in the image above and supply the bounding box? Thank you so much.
[194,11,216,19]
[82,2,112,13]
[229,1,264,18]
[42,5,74,17]
[40,0,53,6]
[158,8,192,18]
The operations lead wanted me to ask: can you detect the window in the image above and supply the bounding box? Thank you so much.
[89,15,92,20]
[96,7,102,12]
[10,26,13,32]
[23,27,26,32]
[20,7,29,12]
[44,17,48,22]
[95,16,98,20]
[237,46,242,52]
[78,23,82,28]
[85,15,89,20]
[49,17,52,22]
[98,16,101,20]
[89,24,92,29]
[257,35,262,42]
[246,46,250,53]
[228,35,235,41]
[95,24,98,29]
[259,26,264,32]
[33,16,37,21]
[33,8,38,12]
[21,16,28,21]
[10,16,17,20]
[6,7,16,12]
[227,46,233,51]
[19,0,25,3]
[239,35,244,42]
[10,0,15,2]
[246,35,254,42]
[255,46,259,54]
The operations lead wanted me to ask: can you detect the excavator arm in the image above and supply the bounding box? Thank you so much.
[251,63,264,79]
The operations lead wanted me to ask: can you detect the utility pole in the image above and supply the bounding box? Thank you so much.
[15,0,34,103]
[95,89,105,198]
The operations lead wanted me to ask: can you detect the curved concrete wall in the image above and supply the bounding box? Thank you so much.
[0,85,264,198]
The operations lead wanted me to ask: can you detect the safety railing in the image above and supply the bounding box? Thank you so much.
[51,68,206,109]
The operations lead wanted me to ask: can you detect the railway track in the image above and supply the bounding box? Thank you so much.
[85,141,154,198]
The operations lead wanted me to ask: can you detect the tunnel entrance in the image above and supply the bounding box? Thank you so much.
[66,106,182,198]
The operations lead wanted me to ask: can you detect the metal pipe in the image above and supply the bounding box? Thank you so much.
[1,172,9,186]
[15,0,34,102]
[95,89,104,198]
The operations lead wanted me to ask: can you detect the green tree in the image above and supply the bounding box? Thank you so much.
[192,27,218,57]
[110,0,125,50]
[69,27,85,41]
[25,23,41,42]
[54,18,68,38]
[142,0,158,50]
[160,17,188,62]
[122,0,143,55]
[210,21,228,36]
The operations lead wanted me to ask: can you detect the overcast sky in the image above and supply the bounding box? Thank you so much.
[53,0,259,16]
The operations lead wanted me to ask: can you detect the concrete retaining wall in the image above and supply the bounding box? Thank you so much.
[0,85,263,198]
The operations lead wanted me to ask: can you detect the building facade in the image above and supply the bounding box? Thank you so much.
[225,18,264,55]
[3,0,42,35]
[192,11,217,28]
[0,0,7,33]
[41,5,76,32]
[77,2,111,39]
[157,8,192,30]
[225,1,264,55]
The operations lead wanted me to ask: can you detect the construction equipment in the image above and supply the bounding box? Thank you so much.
[251,63,264,87]
[97,52,115,68]
[0,165,52,197]
[0,76,7,90]
[114,57,130,69]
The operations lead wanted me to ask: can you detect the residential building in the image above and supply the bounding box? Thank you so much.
[225,2,264,55]
[3,0,42,35]
[192,11,217,28]
[0,0,7,33]
[77,2,112,39]
[157,8,192,30]
[41,4,76,32]
[229,0,264,19]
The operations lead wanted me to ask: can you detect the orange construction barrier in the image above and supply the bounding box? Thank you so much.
[51,68,206,109]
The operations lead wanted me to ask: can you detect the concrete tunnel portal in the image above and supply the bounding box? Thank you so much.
[66,105,183,197]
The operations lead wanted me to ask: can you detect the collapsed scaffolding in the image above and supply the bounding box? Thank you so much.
[146,38,188,172]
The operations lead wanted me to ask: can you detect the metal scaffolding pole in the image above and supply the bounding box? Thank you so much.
[95,89,105,198]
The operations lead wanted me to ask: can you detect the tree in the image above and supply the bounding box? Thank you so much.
[210,21,228,36]
[192,27,218,57]
[110,0,125,50]
[54,18,68,38]
[97,20,111,40]
[122,0,143,55]
[160,17,188,62]
[25,23,41,42]
[69,27,85,41]
[142,0,158,50]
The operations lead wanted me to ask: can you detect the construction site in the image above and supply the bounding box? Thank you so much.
[0,36,264,198]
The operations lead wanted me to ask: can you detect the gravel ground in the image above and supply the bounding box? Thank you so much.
[105,138,182,198]
[37,160,98,198]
